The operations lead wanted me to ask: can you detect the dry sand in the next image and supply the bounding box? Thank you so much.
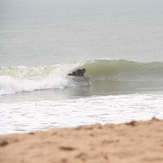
[0,118,163,163]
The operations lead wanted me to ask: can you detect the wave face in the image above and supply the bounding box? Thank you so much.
[84,60,163,81]
[1,60,163,95]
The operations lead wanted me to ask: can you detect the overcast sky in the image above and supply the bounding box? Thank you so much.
[0,0,110,7]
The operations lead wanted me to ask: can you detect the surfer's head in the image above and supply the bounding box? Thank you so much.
[82,68,86,73]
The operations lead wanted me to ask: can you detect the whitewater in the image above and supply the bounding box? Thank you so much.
[0,0,163,134]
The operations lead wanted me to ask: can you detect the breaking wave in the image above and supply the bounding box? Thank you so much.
[1,59,163,95]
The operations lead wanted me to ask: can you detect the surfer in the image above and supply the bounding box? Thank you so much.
[68,68,86,77]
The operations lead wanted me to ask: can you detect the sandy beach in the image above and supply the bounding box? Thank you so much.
[0,118,163,163]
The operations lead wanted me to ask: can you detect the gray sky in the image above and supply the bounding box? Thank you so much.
[0,0,102,6]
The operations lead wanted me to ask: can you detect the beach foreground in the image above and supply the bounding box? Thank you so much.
[0,118,163,163]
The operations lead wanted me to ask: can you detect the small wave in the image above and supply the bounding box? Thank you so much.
[1,59,163,95]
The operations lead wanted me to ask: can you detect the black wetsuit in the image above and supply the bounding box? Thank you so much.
[68,69,84,76]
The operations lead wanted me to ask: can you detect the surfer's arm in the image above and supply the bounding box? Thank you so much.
[75,70,81,76]
[75,71,79,76]
[75,69,83,76]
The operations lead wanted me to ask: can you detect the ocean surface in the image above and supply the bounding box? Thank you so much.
[0,0,163,135]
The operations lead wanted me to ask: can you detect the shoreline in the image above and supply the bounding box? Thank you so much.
[0,118,163,163]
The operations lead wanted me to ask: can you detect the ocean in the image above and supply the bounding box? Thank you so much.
[0,0,163,135]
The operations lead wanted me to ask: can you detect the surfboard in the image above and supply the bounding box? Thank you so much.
[67,75,90,84]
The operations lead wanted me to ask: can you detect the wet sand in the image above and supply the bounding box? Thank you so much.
[0,118,163,163]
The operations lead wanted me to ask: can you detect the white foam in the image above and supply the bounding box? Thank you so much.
[0,93,163,134]
[0,62,85,95]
